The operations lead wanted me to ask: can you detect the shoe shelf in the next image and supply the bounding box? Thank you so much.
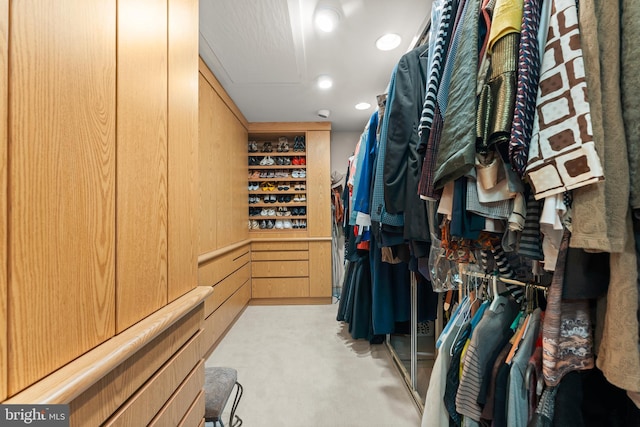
[248,152,307,156]
[248,134,307,233]
[248,165,306,169]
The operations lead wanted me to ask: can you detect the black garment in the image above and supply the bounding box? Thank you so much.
[562,249,609,299]
[552,371,584,427]
[580,367,640,427]
[382,45,431,243]
[493,354,513,427]
[478,330,514,413]
[444,323,472,427]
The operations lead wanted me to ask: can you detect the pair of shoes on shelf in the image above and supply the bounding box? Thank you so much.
[291,207,306,216]
[293,183,306,191]
[293,136,306,152]
[261,182,276,191]
[260,208,276,216]
[277,183,290,191]
[291,169,306,178]
[277,195,292,203]
[292,219,306,229]
[250,220,260,229]
[276,207,291,216]
[259,156,275,166]
[249,196,260,204]
[277,137,290,152]
[292,156,306,165]
[248,141,258,152]
[248,156,259,166]
[274,219,295,229]
[258,220,274,229]
[249,171,260,179]
[263,194,277,203]
[293,194,306,203]
[248,182,259,191]
[261,142,273,153]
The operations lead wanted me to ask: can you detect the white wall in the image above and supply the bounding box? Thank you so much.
[330,131,360,186]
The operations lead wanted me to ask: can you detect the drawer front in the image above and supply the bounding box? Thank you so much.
[149,361,205,426]
[204,263,250,317]
[252,260,308,277]
[104,331,204,427]
[198,244,250,286]
[202,281,251,355]
[70,307,203,426]
[177,390,205,427]
[252,277,309,298]
[251,250,308,261]
[252,241,308,252]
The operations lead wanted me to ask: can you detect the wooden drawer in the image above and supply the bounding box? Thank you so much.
[198,244,250,286]
[251,250,308,261]
[202,281,251,356]
[70,306,203,426]
[149,361,204,426]
[252,241,308,251]
[178,390,204,427]
[104,330,204,427]
[252,260,308,277]
[252,277,309,298]
[204,263,250,317]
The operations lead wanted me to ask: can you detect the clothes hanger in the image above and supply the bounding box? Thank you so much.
[489,274,503,312]
[448,276,477,356]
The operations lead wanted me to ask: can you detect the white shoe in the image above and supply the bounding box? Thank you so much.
[275,220,284,229]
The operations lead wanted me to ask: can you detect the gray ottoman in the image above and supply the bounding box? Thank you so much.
[204,367,243,427]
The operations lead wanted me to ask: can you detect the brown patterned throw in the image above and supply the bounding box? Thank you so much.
[524,0,604,200]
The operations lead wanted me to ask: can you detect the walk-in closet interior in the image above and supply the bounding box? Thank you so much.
[335,0,640,425]
[1,0,640,426]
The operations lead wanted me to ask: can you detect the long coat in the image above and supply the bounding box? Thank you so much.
[382,45,431,244]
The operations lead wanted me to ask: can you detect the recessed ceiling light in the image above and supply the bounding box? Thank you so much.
[376,33,402,51]
[316,75,333,90]
[355,102,371,110]
[315,8,340,32]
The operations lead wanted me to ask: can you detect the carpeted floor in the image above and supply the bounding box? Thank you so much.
[205,304,421,427]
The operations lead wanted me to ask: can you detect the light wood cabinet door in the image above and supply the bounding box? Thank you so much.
[0,0,8,402]
[7,0,117,395]
[168,0,199,302]
[116,0,169,332]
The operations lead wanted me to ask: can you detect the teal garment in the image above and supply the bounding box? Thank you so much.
[353,111,379,216]
[348,131,368,226]
[371,65,404,226]
[432,0,481,190]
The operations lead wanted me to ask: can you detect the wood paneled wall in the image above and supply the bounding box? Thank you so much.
[167,0,199,302]
[198,61,249,255]
[306,130,332,238]
[116,0,168,332]
[0,0,7,402]
[7,0,117,394]
[2,0,199,398]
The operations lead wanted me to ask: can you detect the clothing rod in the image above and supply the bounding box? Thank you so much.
[463,270,549,291]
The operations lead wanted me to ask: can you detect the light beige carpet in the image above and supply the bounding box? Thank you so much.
[205,304,421,427]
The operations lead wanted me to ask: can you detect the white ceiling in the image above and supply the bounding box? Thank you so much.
[199,0,432,132]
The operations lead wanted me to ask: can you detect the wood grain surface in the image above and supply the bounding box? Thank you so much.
[7,0,116,394]
[116,0,168,332]
[5,287,211,405]
[309,241,332,297]
[0,0,7,401]
[168,0,199,302]
[306,130,332,237]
